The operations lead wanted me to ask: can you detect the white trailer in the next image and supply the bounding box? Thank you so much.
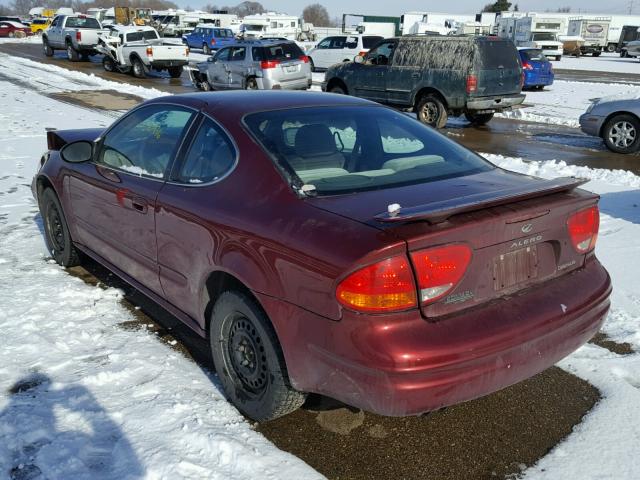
[568,17,611,56]
[456,22,492,36]
[400,11,476,35]
[352,21,396,37]
[240,13,306,40]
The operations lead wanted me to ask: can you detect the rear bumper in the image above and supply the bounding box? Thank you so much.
[466,93,525,112]
[524,71,554,87]
[150,60,188,69]
[259,257,611,416]
[258,75,312,91]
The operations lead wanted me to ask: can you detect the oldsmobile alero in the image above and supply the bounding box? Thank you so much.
[32,91,611,421]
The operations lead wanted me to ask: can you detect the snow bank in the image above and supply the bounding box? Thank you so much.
[554,51,640,75]
[0,80,322,480]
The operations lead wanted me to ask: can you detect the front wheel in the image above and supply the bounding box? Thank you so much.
[167,66,183,78]
[555,55,561,61]
[102,55,116,72]
[602,114,640,154]
[209,291,306,422]
[40,188,81,267]
[593,51,601,57]
[465,111,494,126]
[203,43,211,54]
[416,94,448,128]
[131,57,146,78]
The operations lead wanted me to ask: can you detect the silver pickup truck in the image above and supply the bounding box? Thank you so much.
[42,14,109,61]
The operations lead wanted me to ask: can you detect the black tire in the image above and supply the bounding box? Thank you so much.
[80,52,90,62]
[66,43,79,62]
[102,55,116,72]
[593,51,601,57]
[621,50,628,58]
[465,111,494,126]
[245,77,259,90]
[607,44,616,53]
[131,57,146,78]
[309,57,316,72]
[209,291,306,422]
[329,83,346,94]
[416,93,448,128]
[43,38,53,57]
[602,114,640,154]
[203,43,211,54]
[555,55,561,61]
[167,66,183,78]
[40,188,81,267]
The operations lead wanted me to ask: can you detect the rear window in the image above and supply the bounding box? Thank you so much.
[66,17,100,29]
[33,19,47,25]
[244,106,492,195]
[126,30,159,42]
[362,36,383,49]
[520,49,546,62]
[478,40,519,69]
[262,43,304,61]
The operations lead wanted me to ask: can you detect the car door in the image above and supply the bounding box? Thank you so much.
[311,37,332,68]
[67,103,197,294]
[0,23,10,37]
[328,35,348,66]
[227,46,247,89]
[47,15,63,46]
[206,46,231,89]
[155,114,237,320]
[352,39,396,102]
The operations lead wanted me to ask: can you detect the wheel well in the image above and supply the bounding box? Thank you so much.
[130,53,141,63]
[326,77,347,94]
[65,36,72,45]
[413,87,448,110]
[36,175,55,201]
[599,111,639,137]
[203,271,256,335]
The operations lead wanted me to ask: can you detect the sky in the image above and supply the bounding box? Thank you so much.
[1,0,637,17]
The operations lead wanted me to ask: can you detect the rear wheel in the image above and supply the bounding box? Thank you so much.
[43,38,53,57]
[621,50,628,58]
[131,57,146,78]
[465,111,494,126]
[555,55,561,61]
[245,77,259,90]
[8,32,15,38]
[168,66,183,78]
[329,83,346,94]
[607,44,616,53]
[593,51,601,57]
[416,93,448,128]
[209,291,306,422]
[309,57,316,72]
[203,43,211,54]
[40,188,81,267]
[66,43,79,62]
[602,114,640,154]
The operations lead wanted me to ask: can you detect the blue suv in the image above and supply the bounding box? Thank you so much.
[183,25,236,54]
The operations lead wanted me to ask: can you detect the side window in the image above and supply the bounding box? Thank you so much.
[330,36,347,49]
[51,16,60,27]
[378,118,425,154]
[345,36,358,49]
[366,41,396,66]
[98,105,194,179]
[317,37,331,49]
[251,47,263,61]
[178,117,236,184]
[215,47,231,62]
[230,46,246,61]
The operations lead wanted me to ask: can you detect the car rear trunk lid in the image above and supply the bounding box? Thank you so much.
[472,39,522,97]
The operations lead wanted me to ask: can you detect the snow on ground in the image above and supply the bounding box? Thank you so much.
[500,79,640,128]
[0,81,322,479]
[0,51,639,479]
[554,51,640,74]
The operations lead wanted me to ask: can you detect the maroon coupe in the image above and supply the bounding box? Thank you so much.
[33,91,611,421]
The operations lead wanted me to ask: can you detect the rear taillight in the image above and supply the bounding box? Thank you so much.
[358,50,367,56]
[336,256,417,313]
[522,61,533,70]
[410,244,472,305]
[76,30,81,41]
[299,55,309,63]
[466,74,477,94]
[567,206,599,253]
[146,46,153,56]
[260,60,280,69]
[211,38,216,45]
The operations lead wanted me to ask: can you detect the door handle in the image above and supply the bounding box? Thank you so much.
[96,164,121,183]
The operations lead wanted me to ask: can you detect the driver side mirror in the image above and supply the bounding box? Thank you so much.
[207,56,215,63]
[354,55,364,64]
[60,140,93,163]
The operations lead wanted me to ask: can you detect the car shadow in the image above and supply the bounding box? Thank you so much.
[599,189,640,225]
[1,372,144,479]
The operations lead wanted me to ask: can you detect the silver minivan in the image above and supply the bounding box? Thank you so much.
[189,40,312,91]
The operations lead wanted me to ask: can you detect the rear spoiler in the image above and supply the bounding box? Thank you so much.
[375,177,590,224]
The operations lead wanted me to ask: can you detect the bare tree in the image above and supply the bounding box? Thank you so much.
[557,6,571,12]
[302,3,330,26]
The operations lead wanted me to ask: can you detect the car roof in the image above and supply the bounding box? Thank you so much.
[1,21,26,28]
[148,90,376,115]
[113,25,156,33]
[233,39,296,46]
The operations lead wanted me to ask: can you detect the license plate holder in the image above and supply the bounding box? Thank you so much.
[285,65,297,73]
[493,245,538,291]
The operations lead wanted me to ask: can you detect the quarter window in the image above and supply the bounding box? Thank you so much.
[98,105,194,179]
[177,118,235,184]
[230,46,246,61]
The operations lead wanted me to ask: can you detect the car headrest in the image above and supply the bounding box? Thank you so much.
[294,124,337,157]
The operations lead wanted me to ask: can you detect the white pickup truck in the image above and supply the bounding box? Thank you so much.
[96,25,189,78]
[42,14,109,61]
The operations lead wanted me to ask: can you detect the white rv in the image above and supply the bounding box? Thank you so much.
[400,11,476,36]
[514,15,565,60]
[239,13,313,41]
[568,17,611,56]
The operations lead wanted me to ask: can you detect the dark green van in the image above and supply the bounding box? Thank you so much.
[322,35,525,128]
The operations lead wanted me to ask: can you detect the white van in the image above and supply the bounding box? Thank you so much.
[308,34,383,71]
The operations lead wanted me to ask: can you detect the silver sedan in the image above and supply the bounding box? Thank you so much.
[580,95,640,154]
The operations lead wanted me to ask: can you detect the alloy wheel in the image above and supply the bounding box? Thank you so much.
[609,121,637,148]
